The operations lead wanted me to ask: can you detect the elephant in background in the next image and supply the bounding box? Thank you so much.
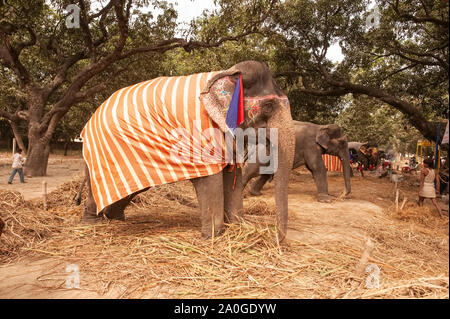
[80,61,295,241]
[348,141,368,175]
[243,121,351,203]
[348,142,382,176]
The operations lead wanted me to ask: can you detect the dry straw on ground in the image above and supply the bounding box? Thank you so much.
[0,176,448,298]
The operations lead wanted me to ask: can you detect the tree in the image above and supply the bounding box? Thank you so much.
[336,95,423,154]
[268,0,448,141]
[0,0,275,176]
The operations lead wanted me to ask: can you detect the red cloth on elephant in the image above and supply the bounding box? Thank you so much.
[322,154,343,172]
[81,72,230,213]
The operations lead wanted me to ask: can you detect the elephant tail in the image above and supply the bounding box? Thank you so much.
[73,172,87,206]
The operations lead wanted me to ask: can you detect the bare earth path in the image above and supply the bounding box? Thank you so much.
[0,153,85,200]
[0,166,448,298]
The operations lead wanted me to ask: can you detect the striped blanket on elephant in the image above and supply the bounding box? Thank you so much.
[81,72,230,212]
[322,154,343,172]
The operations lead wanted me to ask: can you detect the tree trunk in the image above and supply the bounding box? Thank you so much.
[64,142,69,156]
[9,121,27,154]
[24,132,50,176]
[24,90,53,176]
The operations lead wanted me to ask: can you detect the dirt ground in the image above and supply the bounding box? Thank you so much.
[0,157,448,299]
[0,152,85,200]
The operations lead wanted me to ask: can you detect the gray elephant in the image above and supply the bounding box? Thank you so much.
[243,121,351,203]
[80,61,295,241]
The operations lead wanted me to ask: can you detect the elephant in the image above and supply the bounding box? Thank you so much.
[243,121,351,203]
[348,142,383,176]
[79,61,295,241]
[348,141,369,176]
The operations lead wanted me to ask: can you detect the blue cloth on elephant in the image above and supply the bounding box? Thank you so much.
[225,74,244,135]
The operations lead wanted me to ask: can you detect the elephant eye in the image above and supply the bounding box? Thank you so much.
[261,100,274,116]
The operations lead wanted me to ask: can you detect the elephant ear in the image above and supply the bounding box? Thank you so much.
[326,124,343,139]
[316,127,331,149]
[200,66,241,133]
[337,136,348,149]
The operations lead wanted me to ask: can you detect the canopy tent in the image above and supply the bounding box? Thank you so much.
[416,139,434,165]
[442,121,449,145]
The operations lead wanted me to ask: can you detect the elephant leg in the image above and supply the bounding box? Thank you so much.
[102,198,128,221]
[192,172,225,238]
[242,161,261,188]
[306,156,331,203]
[314,170,332,203]
[103,187,150,221]
[249,174,272,196]
[82,166,103,223]
[223,166,244,223]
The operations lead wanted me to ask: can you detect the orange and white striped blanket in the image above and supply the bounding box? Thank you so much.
[322,154,343,172]
[81,72,230,212]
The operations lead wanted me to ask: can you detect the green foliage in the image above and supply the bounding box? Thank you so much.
[265,0,448,140]
[1,0,448,155]
[336,96,423,154]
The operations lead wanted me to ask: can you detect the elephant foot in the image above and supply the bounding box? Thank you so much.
[101,197,130,221]
[104,208,126,221]
[317,194,332,203]
[81,212,104,224]
[201,219,225,239]
[201,227,225,239]
[225,210,244,223]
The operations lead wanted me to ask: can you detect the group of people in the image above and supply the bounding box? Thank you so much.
[349,142,445,217]
[349,142,391,177]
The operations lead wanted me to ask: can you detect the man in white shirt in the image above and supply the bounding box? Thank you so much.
[8,148,25,184]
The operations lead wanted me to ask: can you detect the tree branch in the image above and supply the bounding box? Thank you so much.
[0,35,32,87]
[73,83,107,103]
[391,1,448,27]
[0,109,14,121]
[43,51,87,98]
[304,63,437,141]
[15,26,37,54]
[78,0,95,60]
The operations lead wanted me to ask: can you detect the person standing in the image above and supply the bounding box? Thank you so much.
[8,148,26,184]
[418,157,443,217]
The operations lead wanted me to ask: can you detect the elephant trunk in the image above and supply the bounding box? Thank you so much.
[268,107,295,242]
[341,150,352,195]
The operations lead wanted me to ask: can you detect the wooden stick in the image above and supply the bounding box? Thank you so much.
[355,238,375,276]
[42,181,48,210]
[400,197,407,210]
[395,188,399,211]
[0,217,4,236]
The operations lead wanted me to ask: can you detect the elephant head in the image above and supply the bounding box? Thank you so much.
[200,61,295,241]
[315,124,351,195]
